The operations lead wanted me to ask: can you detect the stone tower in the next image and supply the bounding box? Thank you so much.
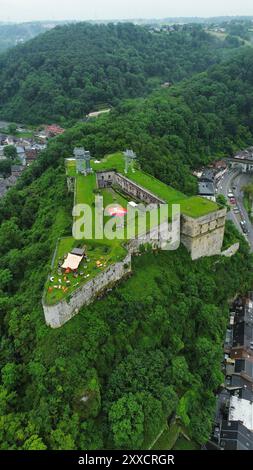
[74,148,92,175]
[124,149,136,174]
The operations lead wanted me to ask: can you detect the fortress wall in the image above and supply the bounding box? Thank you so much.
[114,173,164,204]
[67,177,75,193]
[181,209,227,260]
[43,253,132,328]
[96,170,164,205]
[127,221,173,253]
[96,170,116,188]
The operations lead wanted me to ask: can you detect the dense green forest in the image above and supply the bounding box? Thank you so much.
[59,47,253,195]
[1,45,253,449]
[0,22,245,123]
[0,145,252,449]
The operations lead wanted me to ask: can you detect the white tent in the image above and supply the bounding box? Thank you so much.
[61,254,83,271]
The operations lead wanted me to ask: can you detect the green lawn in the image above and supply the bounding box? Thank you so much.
[52,237,74,268]
[151,423,180,450]
[18,131,34,138]
[67,153,219,218]
[180,196,219,218]
[150,423,199,451]
[66,159,77,177]
[130,169,186,204]
[44,237,127,305]
[101,187,129,209]
[92,151,126,174]
[173,436,199,450]
[64,152,220,267]
[45,172,128,306]
[90,152,186,203]
[74,171,159,239]
[76,173,96,205]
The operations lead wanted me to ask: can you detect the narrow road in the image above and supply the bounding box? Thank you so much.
[233,172,253,250]
[215,169,253,252]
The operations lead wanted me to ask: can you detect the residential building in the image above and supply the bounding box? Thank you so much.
[209,293,253,450]
[45,124,65,137]
[219,421,253,450]
[198,180,216,202]
[11,165,25,178]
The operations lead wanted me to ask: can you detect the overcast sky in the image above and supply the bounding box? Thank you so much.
[0,0,253,22]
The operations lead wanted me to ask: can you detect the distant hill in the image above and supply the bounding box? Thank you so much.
[136,16,253,25]
[0,22,244,124]
[0,21,73,53]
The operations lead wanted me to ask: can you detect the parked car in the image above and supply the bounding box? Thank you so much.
[240,220,248,234]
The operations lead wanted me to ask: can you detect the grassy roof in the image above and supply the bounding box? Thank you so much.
[66,152,219,218]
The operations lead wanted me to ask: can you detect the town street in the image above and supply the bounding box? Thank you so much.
[216,168,253,251]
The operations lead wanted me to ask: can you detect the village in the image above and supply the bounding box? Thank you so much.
[0,122,65,197]
[195,149,253,250]
[208,292,253,450]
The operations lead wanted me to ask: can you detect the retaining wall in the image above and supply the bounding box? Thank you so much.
[43,253,131,328]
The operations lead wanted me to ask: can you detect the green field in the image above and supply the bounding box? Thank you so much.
[180,196,219,218]
[44,236,127,305]
[150,422,199,451]
[76,173,96,205]
[66,152,219,218]
[173,437,199,450]
[151,423,180,450]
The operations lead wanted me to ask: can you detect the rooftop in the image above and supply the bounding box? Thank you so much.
[220,420,253,450]
[198,181,215,196]
[235,359,253,381]
[229,396,253,431]
[231,375,253,393]
[71,247,86,257]
[233,321,253,351]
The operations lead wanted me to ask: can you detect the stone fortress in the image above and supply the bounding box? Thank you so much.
[43,149,227,328]
[96,167,227,260]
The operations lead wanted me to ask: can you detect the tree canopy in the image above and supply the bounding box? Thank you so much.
[0,22,244,123]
